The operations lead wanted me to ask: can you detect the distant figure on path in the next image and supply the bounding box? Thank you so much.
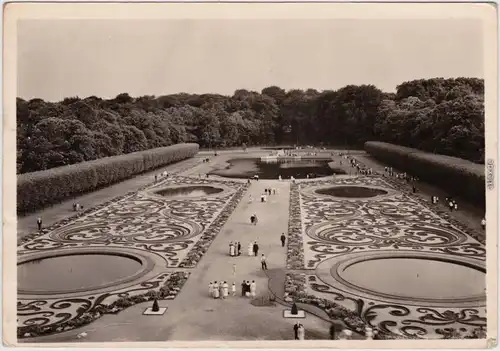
[250,280,257,297]
[412,186,416,193]
[248,242,253,256]
[261,254,268,270]
[232,263,236,276]
[280,233,286,247]
[293,323,299,340]
[245,281,251,297]
[449,201,454,211]
[253,242,259,256]
[279,175,282,181]
[222,281,229,299]
[208,282,213,297]
[481,218,486,230]
[241,280,246,296]
[253,214,258,225]
[232,282,236,296]
[229,242,235,256]
[298,324,305,340]
[213,281,220,299]
[454,203,458,211]
[37,218,42,231]
[329,324,336,340]
[155,174,158,183]
[237,242,242,256]
[73,203,77,211]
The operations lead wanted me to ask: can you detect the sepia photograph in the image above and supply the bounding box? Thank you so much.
[2,2,498,347]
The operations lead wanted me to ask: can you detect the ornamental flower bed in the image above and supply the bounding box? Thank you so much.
[179,183,250,268]
[17,272,190,339]
[286,184,305,269]
[18,159,204,247]
[350,157,485,245]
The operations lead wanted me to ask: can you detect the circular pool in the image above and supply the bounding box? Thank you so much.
[155,186,224,198]
[315,186,388,198]
[18,253,145,294]
[339,257,486,301]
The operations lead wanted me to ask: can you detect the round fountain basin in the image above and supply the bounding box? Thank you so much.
[18,253,143,294]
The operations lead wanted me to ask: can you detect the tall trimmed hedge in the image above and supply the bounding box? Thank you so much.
[365,141,485,207]
[17,143,199,214]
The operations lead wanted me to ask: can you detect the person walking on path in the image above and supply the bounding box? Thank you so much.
[248,242,254,256]
[213,281,220,299]
[37,218,43,231]
[208,282,213,297]
[241,280,246,296]
[237,242,242,256]
[280,233,286,247]
[253,242,259,257]
[245,281,251,297]
[231,282,236,296]
[250,280,257,297]
[481,218,486,230]
[222,281,229,299]
[329,324,336,340]
[261,254,268,270]
[298,324,305,340]
[232,263,236,276]
[448,200,454,212]
[293,322,299,340]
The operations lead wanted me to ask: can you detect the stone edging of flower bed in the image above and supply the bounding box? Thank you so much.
[178,183,250,268]
[18,271,190,339]
[286,184,305,269]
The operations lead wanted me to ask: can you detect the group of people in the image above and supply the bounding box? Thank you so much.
[293,322,306,340]
[228,241,242,256]
[446,197,459,212]
[154,171,169,183]
[208,281,234,299]
[208,280,259,299]
[241,280,258,297]
[72,202,84,212]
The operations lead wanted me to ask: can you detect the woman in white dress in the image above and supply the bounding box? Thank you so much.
[248,242,253,256]
[209,282,213,297]
[213,281,220,299]
[298,324,305,340]
[222,281,229,299]
[229,242,235,256]
[250,281,256,297]
[231,282,236,296]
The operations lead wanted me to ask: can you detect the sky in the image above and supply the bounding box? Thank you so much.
[17,19,484,102]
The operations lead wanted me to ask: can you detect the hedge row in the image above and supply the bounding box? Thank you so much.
[364,141,485,207]
[17,143,199,214]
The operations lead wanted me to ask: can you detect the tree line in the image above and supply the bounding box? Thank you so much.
[17,77,485,174]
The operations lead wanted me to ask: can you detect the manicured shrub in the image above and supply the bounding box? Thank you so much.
[364,141,485,206]
[17,143,199,214]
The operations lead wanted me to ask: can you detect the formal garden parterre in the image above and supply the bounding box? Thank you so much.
[284,175,486,339]
[17,174,249,338]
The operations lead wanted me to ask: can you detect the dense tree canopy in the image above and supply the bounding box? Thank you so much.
[17,77,485,173]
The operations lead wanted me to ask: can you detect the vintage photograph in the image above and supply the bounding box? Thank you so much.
[3,2,497,346]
